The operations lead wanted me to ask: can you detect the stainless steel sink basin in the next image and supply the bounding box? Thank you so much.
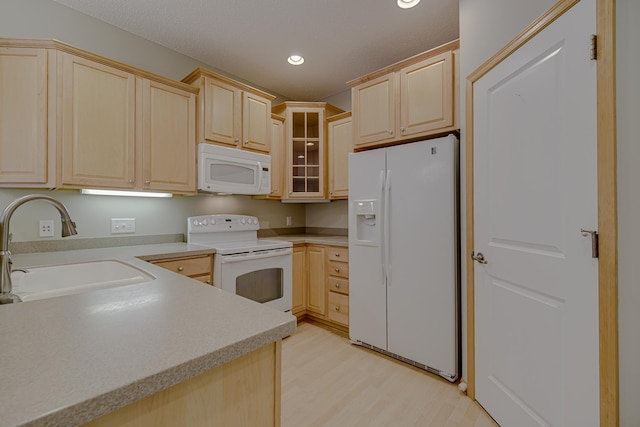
[11,260,155,301]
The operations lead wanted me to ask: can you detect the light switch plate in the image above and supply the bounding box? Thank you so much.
[111,218,135,234]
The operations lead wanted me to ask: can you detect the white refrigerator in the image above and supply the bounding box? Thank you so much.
[348,134,459,381]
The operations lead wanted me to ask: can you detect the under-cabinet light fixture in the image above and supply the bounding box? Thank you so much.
[80,189,173,198]
[397,0,420,8]
[287,55,304,65]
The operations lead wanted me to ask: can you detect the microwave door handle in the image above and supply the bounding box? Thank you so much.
[256,161,263,191]
[218,248,292,263]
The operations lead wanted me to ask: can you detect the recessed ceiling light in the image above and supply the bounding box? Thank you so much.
[397,0,420,9]
[287,55,304,65]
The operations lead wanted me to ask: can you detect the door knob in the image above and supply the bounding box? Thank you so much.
[471,251,488,264]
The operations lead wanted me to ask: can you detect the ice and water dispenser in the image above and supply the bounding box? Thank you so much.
[353,199,379,245]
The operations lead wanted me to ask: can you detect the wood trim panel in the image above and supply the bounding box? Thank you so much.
[465,1,618,425]
[596,0,618,425]
[182,67,275,100]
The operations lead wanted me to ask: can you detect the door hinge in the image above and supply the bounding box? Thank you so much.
[590,34,597,60]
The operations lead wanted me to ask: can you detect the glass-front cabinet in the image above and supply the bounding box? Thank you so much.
[273,101,343,200]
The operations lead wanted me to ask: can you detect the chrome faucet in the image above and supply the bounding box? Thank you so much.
[0,195,78,304]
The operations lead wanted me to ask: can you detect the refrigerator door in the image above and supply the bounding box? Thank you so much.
[385,135,458,378]
[348,149,388,350]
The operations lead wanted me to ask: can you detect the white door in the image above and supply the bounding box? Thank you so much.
[473,0,599,426]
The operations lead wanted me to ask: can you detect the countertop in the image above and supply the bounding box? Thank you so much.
[1,243,296,427]
[269,234,348,247]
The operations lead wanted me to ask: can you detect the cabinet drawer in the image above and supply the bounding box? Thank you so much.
[327,260,349,279]
[327,247,349,262]
[328,292,349,326]
[152,255,212,277]
[192,274,213,286]
[328,276,349,295]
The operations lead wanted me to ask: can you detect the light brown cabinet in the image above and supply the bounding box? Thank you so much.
[291,245,306,315]
[268,114,285,198]
[150,254,213,285]
[327,112,352,199]
[182,68,275,153]
[272,102,343,200]
[0,46,55,188]
[60,52,197,194]
[349,40,459,150]
[290,243,349,331]
[0,38,198,194]
[306,245,326,316]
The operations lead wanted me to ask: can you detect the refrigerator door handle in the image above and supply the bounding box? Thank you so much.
[384,169,391,286]
[379,169,386,286]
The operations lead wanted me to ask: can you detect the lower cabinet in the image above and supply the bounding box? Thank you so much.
[291,243,349,331]
[149,254,213,285]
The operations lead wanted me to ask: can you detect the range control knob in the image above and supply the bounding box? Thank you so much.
[192,219,199,227]
[202,219,208,226]
[252,218,258,225]
[209,218,216,225]
[240,218,246,225]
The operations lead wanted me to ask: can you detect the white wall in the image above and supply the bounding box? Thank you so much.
[0,0,303,242]
[616,0,640,424]
[458,0,556,382]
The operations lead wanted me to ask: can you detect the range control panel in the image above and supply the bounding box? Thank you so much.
[187,214,259,234]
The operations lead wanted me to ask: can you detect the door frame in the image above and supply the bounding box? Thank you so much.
[464,0,618,426]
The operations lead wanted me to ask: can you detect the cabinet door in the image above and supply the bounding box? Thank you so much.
[286,107,325,199]
[242,92,271,153]
[352,73,396,147]
[203,77,241,147]
[399,51,453,137]
[61,53,136,188]
[306,245,326,316]
[269,117,284,198]
[0,47,52,186]
[140,78,196,194]
[327,116,352,199]
[292,245,306,315]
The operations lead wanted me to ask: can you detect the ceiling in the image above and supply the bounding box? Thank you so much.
[50,0,459,101]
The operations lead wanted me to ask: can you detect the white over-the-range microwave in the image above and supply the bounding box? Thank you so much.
[198,143,271,195]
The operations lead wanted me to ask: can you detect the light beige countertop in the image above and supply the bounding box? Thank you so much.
[270,234,348,247]
[1,243,296,427]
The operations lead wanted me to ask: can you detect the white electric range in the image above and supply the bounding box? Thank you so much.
[187,214,292,312]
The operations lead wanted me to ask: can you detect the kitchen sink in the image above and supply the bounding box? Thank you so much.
[11,260,155,302]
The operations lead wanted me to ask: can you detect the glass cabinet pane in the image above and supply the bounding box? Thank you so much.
[307,113,319,138]
[292,112,305,138]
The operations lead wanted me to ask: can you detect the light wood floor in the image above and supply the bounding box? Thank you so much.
[281,321,498,427]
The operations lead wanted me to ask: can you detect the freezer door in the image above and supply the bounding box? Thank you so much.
[385,135,459,378]
[348,149,388,350]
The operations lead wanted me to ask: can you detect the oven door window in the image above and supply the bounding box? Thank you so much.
[236,268,283,303]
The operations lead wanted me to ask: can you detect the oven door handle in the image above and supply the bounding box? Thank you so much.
[217,247,292,263]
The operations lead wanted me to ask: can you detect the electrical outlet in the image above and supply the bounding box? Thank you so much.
[39,220,54,237]
[286,216,292,226]
[111,218,135,234]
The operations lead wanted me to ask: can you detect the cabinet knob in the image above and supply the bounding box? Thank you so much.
[335,283,340,288]
[244,140,249,145]
[144,180,151,185]
[334,252,340,257]
[400,127,405,132]
[129,179,135,184]
[388,130,393,135]
[177,266,184,272]
[234,138,239,143]
[335,306,340,311]
[206,279,211,284]
[335,267,340,273]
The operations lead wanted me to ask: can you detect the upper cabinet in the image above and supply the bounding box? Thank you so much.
[182,68,275,153]
[327,112,352,200]
[268,114,285,198]
[0,38,198,194]
[0,45,56,188]
[348,40,459,150]
[272,102,343,200]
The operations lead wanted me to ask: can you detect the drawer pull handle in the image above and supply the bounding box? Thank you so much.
[335,252,340,257]
[177,266,184,272]
[335,306,340,311]
[335,283,340,288]
[335,267,340,273]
